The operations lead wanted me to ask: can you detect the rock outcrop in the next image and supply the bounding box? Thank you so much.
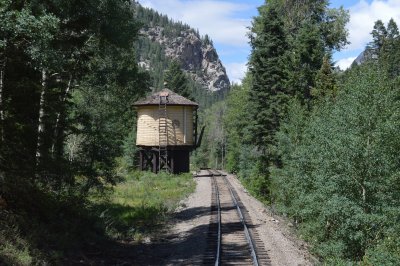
[140,26,230,92]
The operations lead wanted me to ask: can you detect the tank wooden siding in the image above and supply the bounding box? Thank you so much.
[136,105,194,146]
[133,89,199,174]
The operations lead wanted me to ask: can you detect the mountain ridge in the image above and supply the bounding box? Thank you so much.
[135,4,230,92]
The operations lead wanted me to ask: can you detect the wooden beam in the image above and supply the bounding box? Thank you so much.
[152,152,157,173]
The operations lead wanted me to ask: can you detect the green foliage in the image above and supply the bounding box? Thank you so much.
[135,36,170,90]
[0,1,156,263]
[91,171,195,239]
[0,169,195,264]
[219,5,400,265]
[192,101,226,169]
[203,34,213,46]
[272,63,400,262]
[364,223,400,265]
[233,1,349,205]
[0,216,33,266]
[0,0,150,191]
[287,21,325,101]
[248,2,288,153]
[368,19,400,79]
[244,0,350,186]
[0,182,99,265]
[135,4,209,96]
[224,82,252,173]
[164,60,192,99]
[70,43,149,188]
[312,54,338,99]
[279,0,349,103]
[200,77,269,201]
[370,20,388,54]
[122,126,139,170]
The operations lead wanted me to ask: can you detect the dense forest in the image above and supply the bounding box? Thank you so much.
[0,0,155,261]
[196,0,400,264]
[0,1,224,264]
[2,0,400,264]
[0,0,151,190]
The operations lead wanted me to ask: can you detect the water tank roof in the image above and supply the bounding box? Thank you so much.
[133,89,199,107]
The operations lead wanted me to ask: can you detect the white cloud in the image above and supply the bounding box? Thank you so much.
[225,62,248,84]
[137,0,252,47]
[346,0,400,51]
[336,56,357,70]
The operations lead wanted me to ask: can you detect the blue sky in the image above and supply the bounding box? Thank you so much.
[138,0,400,84]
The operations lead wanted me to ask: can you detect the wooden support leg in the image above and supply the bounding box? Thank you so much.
[152,151,158,173]
[170,150,175,174]
[139,150,143,171]
[138,150,155,172]
[145,152,152,171]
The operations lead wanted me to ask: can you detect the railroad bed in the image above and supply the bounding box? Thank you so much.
[198,169,271,265]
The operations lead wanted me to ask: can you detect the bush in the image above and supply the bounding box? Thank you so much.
[273,63,400,263]
[90,171,195,239]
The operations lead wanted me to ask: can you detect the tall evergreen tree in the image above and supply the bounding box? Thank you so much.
[364,19,400,78]
[284,2,348,103]
[232,0,350,201]
[381,19,400,78]
[386,18,399,39]
[312,53,337,99]
[288,22,325,102]
[371,20,388,53]
[248,2,288,162]
[366,20,388,60]
[164,60,192,99]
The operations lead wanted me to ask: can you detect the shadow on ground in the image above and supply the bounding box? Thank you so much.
[71,206,212,265]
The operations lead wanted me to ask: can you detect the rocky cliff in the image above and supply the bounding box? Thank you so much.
[136,5,230,92]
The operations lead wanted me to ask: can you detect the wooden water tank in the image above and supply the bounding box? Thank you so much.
[134,89,198,148]
[133,89,199,174]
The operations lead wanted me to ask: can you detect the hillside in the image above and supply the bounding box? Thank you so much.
[135,4,230,93]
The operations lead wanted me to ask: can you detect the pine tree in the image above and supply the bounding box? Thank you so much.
[164,60,192,99]
[248,3,288,159]
[387,18,399,39]
[364,19,400,78]
[282,1,348,103]
[312,54,337,99]
[381,19,400,78]
[203,34,212,46]
[367,20,387,58]
[288,22,325,102]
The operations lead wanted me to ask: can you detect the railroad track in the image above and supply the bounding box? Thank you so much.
[202,169,270,265]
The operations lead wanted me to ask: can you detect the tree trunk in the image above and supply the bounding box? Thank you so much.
[362,184,366,207]
[36,69,47,168]
[51,74,72,156]
[0,61,5,143]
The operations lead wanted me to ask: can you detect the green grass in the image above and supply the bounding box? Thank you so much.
[0,216,34,266]
[0,171,195,264]
[91,170,196,240]
[0,187,92,265]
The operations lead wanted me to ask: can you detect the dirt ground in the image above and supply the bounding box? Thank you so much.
[142,171,315,265]
[224,172,314,266]
[89,171,315,265]
[125,171,213,265]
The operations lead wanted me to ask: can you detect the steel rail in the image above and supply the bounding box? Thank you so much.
[212,173,222,266]
[223,174,259,266]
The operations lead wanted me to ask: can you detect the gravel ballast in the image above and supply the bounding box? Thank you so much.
[157,171,313,265]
